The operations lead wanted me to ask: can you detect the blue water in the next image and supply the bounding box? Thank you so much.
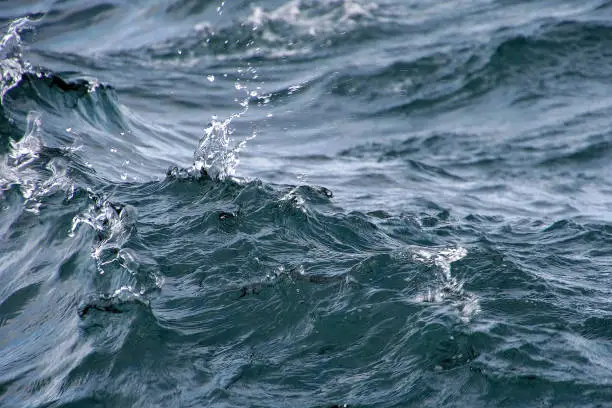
[2,1,612,407]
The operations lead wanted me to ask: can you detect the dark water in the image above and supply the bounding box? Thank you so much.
[2,0,612,407]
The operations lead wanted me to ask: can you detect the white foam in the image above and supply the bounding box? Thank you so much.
[0,17,33,103]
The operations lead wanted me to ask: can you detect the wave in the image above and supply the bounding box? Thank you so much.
[3,6,612,406]
[320,18,612,117]
[0,105,487,407]
[0,11,254,183]
[0,17,33,102]
[2,69,207,182]
[110,0,409,68]
[0,101,477,307]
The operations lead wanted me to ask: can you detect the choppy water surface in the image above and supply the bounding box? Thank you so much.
[2,1,612,407]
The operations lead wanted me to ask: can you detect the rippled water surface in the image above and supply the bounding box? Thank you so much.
[2,1,612,407]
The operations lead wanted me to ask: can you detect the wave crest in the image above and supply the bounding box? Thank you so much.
[0,17,34,103]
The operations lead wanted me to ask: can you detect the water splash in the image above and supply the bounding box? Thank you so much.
[8,110,42,169]
[193,118,240,180]
[411,247,467,281]
[407,246,480,321]
[71,194,164,295]
[0,17,33,103]
[192,83,255,180]
[0,111,74,213]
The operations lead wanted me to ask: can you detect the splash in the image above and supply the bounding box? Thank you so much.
[193,118,241,180]
[0,111,74,213]
[0,17,33,103]
[411,247,467,281]
[8,110,42,169]
[71,194,164,295]
[168,116,253,181]
[192,82,255,180]
[407,246,480,321]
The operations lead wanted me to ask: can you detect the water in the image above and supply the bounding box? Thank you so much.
[1,0,612,406]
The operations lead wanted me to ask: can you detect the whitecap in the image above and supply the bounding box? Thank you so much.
[0,17,33,103]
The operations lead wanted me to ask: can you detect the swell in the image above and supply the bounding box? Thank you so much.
[63,195,612,407]
[2,70,193,182]
[109,0,410,67]
[3,71,135,149]
[0,124,481,406]
[3,108,612,408]
[325,19,612,116]
[63,174,479,407]
[2,5,612,408]
[36,3,118,41]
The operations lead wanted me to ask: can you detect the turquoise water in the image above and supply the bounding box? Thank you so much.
[2,1,612,407]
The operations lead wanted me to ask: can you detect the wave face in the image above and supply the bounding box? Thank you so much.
[2,0,612,407]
